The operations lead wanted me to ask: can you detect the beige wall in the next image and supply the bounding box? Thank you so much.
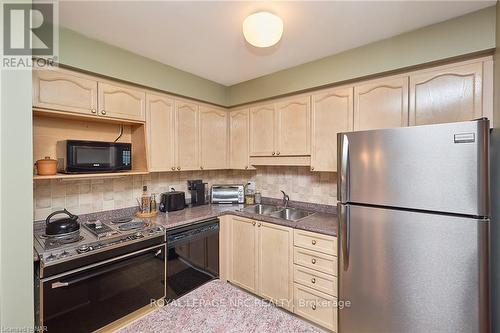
[33,167,336,219]
[228,6,496,106]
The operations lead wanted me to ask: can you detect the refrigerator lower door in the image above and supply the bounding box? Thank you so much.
[337,119,489,216]
[338,204,489,333]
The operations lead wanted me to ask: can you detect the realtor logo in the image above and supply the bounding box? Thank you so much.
[2,2,58,68]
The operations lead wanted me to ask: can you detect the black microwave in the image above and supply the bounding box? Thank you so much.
[56,140,132,173]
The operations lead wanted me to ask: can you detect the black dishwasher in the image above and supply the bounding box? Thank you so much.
[166,219,219,301]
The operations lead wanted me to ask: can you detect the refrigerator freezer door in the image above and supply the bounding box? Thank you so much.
[337,119,489,217]
[338,204,489,333]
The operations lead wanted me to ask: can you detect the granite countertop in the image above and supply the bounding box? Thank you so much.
[150,203,336,236]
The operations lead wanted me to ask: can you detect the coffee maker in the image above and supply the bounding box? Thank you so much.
[187,180,207,206]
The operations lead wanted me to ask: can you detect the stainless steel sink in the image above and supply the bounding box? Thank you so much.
[240,204,281,215]
[269,208,314,222]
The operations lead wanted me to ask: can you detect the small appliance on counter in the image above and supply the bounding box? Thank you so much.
[57,140,132,173]
[159,191,186,212]
[187,180,207,206]
[211,184,245,204]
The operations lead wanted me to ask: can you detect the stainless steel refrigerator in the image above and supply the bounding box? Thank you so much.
[337,119,490,333]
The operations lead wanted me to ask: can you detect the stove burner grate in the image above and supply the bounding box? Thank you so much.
[118,221,146,231]
[111,217,133,224]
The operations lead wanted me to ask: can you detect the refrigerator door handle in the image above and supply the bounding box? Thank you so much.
[339,204,350,271]
[338,134,350,203]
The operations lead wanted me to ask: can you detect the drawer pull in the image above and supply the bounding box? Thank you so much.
[252,221,256,226]
[312,304,317,310]
[312,240,316,245]
[311,258,317,264]
[311,277,316,284]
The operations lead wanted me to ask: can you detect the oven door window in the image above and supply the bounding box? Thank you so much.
[72,145,115,170]
[166,222,219,301]
[42,245,165,333]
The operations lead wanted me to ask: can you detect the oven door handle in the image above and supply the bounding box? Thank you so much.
[51,248,163,289]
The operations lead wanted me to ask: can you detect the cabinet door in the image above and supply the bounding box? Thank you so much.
[354,76,409,131]
[98,82,146,121]
[229,109,251,170]
[409,62,483,126]
[199,106,228,170]
[311,87,353,172]
[276,96,311,156]
[175,101,199,171]
[146,93,175,172]
[249,103,275,156]
[230,217,258,294]
[33,69,97,115]
[258,222,293,311]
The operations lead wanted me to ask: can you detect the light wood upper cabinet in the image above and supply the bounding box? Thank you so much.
[258,222,293,311]
[199,106,228,170]
[98,82,146,122]
[33,69,98,115]
[146,93,175,172]
[354,76,409,131]
[409,61,483,126]
[175,101,199,171]
[276,96,311,156]
[311,87,353,172]
[249,103,275,156]
[229,108,251,170]
[230,217,259,294]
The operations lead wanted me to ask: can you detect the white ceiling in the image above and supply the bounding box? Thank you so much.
[59,1,495,86]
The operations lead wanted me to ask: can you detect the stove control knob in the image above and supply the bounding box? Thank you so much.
[46,253,56,261]
[59,251,70,258]
[135,232,143,238]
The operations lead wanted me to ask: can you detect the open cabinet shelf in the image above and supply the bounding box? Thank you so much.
[33,111,149,180]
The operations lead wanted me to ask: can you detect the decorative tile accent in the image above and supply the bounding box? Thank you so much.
[33,167,336,219]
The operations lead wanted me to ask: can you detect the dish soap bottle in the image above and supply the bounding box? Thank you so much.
[141,186,151,213]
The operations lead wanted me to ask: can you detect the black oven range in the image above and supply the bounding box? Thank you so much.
[34,215,166,333]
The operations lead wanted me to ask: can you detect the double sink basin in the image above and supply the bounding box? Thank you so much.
[240,204,314,222]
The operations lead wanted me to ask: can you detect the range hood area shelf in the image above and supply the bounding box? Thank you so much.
[33,114,149,180]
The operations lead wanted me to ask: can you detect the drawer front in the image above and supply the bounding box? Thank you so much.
[294,247,337,276]
[294,283,337,331]
[294,229,337,256]
[294,265,337,297]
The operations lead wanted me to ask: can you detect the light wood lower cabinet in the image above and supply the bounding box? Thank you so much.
[221,216,339,331]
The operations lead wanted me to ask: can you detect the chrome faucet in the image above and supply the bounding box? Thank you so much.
[281,190,290,208]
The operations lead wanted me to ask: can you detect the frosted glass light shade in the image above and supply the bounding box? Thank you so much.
[243,12,283,48]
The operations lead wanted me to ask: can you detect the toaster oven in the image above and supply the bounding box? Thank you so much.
[210,184,245,204]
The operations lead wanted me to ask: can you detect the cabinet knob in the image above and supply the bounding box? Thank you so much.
[245,166,248,170]
[277,151,280,155]
[257,223,261,227]
[272,152,276,156]
[311,258,317,264]
[312,304,317,310]
[101,110,107,115]
[91,108,96,114]
[311,277,316,284]
[252,221,256,226]
[200,166,204,170]
[312,240,316,245]
[311,166,315,171]
[171,167,175,171]
[177,167,181,171]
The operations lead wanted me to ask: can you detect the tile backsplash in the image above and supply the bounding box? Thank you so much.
[33,167,337,220]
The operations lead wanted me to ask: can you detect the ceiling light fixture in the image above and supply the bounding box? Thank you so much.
[243,11,283,48]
